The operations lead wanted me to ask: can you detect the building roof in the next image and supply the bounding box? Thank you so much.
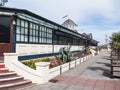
[82,33,99,43]
[62,19,78,32]
[62,19,78,27]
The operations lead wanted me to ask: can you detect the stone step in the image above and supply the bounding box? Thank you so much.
[0,80,32,89]
[0,63,34,89]
[9,83,37,90]
[0,71,17,77]
[0,68,9,73]
[0,63,5,68]
[0,76,24,84]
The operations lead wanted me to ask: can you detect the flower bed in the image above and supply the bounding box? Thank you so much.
[22,57,49,70]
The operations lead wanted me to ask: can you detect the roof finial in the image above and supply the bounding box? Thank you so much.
[62,15,68,19]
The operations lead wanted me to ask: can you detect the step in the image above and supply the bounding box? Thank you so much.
[10,83,37,90]
[0,63,5,68]
[0,76,24,83]
[0,71,17,77]
[0,80,32,89]
[0,68,9,73]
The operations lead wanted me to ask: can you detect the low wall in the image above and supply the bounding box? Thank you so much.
[4,53,48,84]
[4,53,93,84]
[48,54,92,80]
[16,43,84,55]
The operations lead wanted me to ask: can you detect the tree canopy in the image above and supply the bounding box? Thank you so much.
[110,32,120,49]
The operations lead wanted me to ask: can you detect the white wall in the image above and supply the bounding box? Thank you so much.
[16,44,84,55]
[16,44,53,54]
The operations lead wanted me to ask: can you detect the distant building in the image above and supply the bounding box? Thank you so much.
[62,19,78,32]
[82,33,98,47]
[82,33,93,39]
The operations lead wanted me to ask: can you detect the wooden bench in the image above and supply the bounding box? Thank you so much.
[110,50,120,77]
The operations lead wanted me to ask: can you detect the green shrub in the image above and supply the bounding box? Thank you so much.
[22,57,49,70]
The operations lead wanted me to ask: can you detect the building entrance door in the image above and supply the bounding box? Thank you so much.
[0,16,12,56]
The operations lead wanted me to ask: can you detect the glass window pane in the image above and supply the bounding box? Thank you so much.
[33,30,36,36]
[30,29,33,35]
[16,26,20,33]
[17,19,20,26]
[33,37,35,42]
[21,28,24,34]
[46,28,48,32]
[25,21,28,27]
[29,36,32,42]
[25,28,28,34]
[21,35,24,41]
[44,32,46,37]
[42,32,46,37]
[39,37,42,43]
[33,24,35,29]
[21,20,24,27]
[36,37,38,42]
[39,31,41,37]
[16,34,20,41]
[30,23,32,28]
[43,38,46,43]
[36,31,38,36]
[50,39,52,43]
[42,26,44,31]
[25,36,28,42]
[50,30,52,33]
[40,26,42,31]
[36,25,38,30]
[41,38,43,43]
[50,34,52,38]
[44,27,46,32]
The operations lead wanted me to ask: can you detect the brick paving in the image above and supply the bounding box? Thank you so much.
[20,51,120,90]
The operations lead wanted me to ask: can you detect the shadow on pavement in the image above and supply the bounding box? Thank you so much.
[101,56,111,60]
[88,66,112,78]
[88,54,113,78]
[96,62,111,67]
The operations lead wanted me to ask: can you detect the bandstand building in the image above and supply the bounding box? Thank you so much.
[0,7,98,59]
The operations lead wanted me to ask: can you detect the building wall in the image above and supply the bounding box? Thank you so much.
[16,43,84,55]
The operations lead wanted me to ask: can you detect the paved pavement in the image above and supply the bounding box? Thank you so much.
[21,51,120,90]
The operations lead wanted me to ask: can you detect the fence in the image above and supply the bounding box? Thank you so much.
[110,48,120,77]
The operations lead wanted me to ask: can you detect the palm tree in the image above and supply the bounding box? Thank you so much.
[110,32,120,58]
[110,32,120,49]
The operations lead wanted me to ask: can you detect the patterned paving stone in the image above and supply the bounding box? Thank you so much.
[21,51,120,90]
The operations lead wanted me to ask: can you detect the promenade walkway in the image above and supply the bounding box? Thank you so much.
[22,51,120,90]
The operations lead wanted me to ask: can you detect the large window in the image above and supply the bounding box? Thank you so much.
[39,26,52,43]
[29,22,39,43]
[16,19,28,42]
[0,16,11,43]
[16,18,52,44]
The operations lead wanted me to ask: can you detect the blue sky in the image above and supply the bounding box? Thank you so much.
[5,0,120,45]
